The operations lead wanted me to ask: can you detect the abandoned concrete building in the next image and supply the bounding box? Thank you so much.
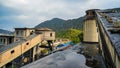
[0,28,55,68]
[0,34,14,46]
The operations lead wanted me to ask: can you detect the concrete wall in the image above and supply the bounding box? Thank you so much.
[40,31,55,41]
[42,31,55,40]
[0,36,14,46]
[83,19,98,42]
[97,15,120,68]
[0,28,55,67]
[0,34,41,67]
[0,37,7,46]
[15,29,34,41]
[116,55,120,68]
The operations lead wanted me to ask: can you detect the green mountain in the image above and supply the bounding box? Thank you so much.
[35,18,65,32]
[35,17,85,32]
[0,29,13,34]
[104,7,120,12]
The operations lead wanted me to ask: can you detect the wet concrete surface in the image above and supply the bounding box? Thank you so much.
[21,43,106,68]
[22,43,89,68]
[77,43,106,68]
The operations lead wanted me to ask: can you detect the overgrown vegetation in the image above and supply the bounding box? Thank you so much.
[56,29,83,43]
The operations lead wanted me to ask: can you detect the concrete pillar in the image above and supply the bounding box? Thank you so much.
[36,45,40,59]
[4,38,7,45]
[23,31,26,37]
[32,46,36,62]
[1,65,6,68]
[47,41,53,51]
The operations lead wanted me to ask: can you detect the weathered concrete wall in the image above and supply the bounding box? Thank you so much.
[0,36,14,46]
[0,34,41,67]
[15,28,34,41]
[96,12,120,68]
[40,31,55,41]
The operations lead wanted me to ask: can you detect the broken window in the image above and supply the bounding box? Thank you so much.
[50,33,52,37]
[11,50,15,54]
[26,42,29,45]
[16,31,19,35]
[3,38,5,44]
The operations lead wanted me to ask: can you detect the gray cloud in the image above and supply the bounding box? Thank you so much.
[0,0,120,30]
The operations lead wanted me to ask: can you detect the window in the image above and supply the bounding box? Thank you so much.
[16,31,19,35]
[21,31,23,36]
[50,33,52,37]
[11,50,15,54]
[16,39,18,41]
[86,12,89,15]
[30,31,34,35]
[97,28,98,32]
[0,39,2,43]
[96,23,97,27]
[3,38,5,43]
[26,42,29,45]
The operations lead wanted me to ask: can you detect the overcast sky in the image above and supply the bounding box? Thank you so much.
[0,0,120,31]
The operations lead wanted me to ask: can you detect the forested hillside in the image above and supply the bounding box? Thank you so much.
[56,29,83,43]
[35,17,85,32]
